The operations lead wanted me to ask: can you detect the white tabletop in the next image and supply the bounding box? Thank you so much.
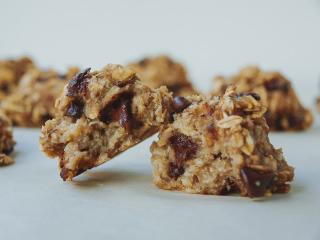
[1,0,320,239]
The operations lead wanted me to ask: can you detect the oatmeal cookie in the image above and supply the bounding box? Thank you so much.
[128,55,197,97]
[0,56,34,99]
[212,66,313,131]
[151,86,294,198]
[0,111,15,166]
[40,64,173,181]
[1,67,79,127]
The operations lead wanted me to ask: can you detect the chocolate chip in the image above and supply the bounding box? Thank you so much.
[67,68,91,97]
[169,133,198,164]
[138,58,149,66]
[41,113,53,122]
[3,145,14,155]
[172,96,191,113]
[66,99,84,119]
[99,92,141,132]
[264,79,290,92]
[0,83,9,93]
[238,92,261,101]
[288,113,304,129]
[240,167,275,198]
[168,162,185,180]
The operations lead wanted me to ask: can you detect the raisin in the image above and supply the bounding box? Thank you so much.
[168,162,185,180]
[169,133,198,164]
[66,99,84,119]
[238,92,261,101]
[240,167,275,198]
[67,68,91,97]
[172,96,191,113]
[264,78,290,92]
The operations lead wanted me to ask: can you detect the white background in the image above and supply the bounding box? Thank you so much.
[0,1,320,240]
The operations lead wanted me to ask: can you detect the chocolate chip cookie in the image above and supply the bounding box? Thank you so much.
[0,56,34,100]
[1,67,79,127]
[40,64,173,181]
[129,55,197,97]
[212,66,313,131]
[151,86,294,198]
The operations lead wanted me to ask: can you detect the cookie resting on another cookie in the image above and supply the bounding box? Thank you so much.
[151,86,294,198]
[129,55,197,97]
[1,67,79,127]
[40,64,173,181]
[212,66,313,131]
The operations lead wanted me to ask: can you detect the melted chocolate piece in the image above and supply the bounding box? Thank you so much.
[168,162,185,180]
[67,68,91,97]
[169,133,198,164]
[240,167,275,198]
[66,99,84,119]
[172,96,191,113]
[99,92,141,132]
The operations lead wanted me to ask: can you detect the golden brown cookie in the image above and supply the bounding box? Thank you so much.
[129,56,197,97]
[0,56,34,100]
[0,111,15,166]
[151,86,294,198]
[1,67,79,127]
[40,65,173,181]
[212,66,313,131]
